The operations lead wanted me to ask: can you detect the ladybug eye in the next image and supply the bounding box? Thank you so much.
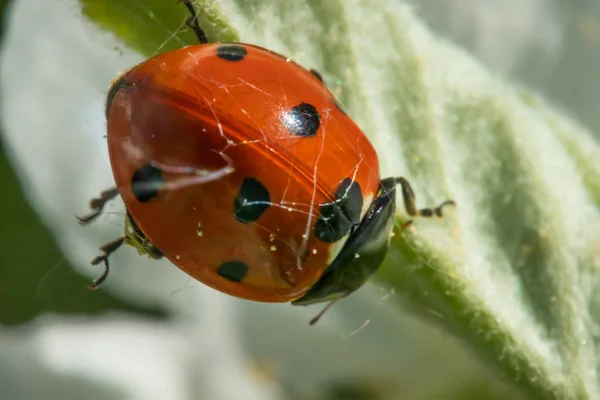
[130,164,164,203]
[315,178,363,243]
[282,102,320,137]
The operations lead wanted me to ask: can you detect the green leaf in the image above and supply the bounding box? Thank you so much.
[79,0,238,54]
[78,1,600,399]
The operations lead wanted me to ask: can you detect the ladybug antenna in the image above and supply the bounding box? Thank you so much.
[309,299,338,325]
[88,237,125,290]
[76,187,120,225]
[181,0,209,44]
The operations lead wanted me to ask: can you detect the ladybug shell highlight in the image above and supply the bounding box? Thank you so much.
[106,43,381,302]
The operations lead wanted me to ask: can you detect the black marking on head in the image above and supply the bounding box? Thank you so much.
[218,260,249,282]
[216,44,248,61]
[315,178,363,243]
[131,164,164,203]
[282,102,320,137]
[234,177,270,223]
[292,178,398,306]
[332,97,347,115]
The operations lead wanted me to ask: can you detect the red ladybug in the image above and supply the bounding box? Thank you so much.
[79,0,454,324]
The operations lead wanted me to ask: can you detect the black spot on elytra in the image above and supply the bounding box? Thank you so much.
[282,102,320,137]
[310,69,324,83]
[315,178,363,243]
[131,164,163,203]
[332,97,347,115]
[217,260,249,282]
[216,44,248,61]
[234,177,270,223]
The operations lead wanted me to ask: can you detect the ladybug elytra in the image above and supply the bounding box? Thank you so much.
[79,0,454,324]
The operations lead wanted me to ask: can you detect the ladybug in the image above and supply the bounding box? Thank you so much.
[78,0,454,324]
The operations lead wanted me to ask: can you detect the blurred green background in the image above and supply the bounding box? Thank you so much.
[0,0,160,326]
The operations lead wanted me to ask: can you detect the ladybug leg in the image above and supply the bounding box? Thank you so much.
[76,187,119,225]
[309,299,338,325]
[88,236,125,290]
[391,177,455,230]
[180,0,209,44]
